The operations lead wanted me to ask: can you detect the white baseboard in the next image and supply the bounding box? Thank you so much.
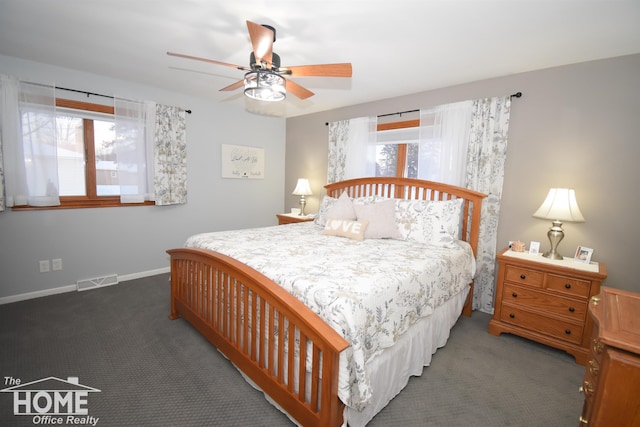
[0,266,170,305]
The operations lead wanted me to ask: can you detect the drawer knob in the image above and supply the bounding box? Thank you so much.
[520,274,526,280]
[565,283,572,289]
[580,380,594,397]
[509,313,515,318]
[569,307,575,312]
[565,329,572,335]
[512,292,518,298]
[592,339,604,354]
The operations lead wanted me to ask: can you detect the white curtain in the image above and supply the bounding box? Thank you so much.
[0,79,188,209]
[0,75,59,207]
[417,101,472,185]
[465,96,512,313]
[327,116,377,183]
[114,98,153,203]
[153,103,187,205]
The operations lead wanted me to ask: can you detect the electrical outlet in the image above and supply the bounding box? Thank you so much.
[39,260,50,273]
[52,258,62,271]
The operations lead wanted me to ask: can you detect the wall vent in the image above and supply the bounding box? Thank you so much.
[76,274,118,292]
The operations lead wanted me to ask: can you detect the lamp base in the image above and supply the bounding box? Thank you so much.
[299,196,306,216]
[542,220,565,260]
[542,250,564,260]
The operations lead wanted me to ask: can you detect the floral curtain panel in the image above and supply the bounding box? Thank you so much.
[465,96,512,312]
[153,103,187,205]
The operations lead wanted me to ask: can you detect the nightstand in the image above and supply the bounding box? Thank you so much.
[488,247,607,365]
[276,213,315,225]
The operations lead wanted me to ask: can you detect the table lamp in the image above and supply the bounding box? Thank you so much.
[532,188,585,259]
[292,178,312,216]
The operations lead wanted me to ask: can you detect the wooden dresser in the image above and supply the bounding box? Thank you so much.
[489,247,607,365]
[579,286,640,426]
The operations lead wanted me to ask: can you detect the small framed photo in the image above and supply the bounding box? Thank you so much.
[574,246,594,263]
[529,241,540,255]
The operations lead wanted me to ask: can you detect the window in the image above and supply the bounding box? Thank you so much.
[16,99,153,209]
[375,119,419,179]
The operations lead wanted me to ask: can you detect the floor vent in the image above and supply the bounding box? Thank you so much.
[77,274,118,292]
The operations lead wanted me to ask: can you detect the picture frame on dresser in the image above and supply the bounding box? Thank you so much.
[574,246,594,263]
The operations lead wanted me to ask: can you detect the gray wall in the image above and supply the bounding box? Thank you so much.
[0,55,286,301]
[285,54,640,295]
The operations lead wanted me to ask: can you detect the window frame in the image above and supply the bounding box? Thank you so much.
[376,119,419,178]
[12,98,154,211]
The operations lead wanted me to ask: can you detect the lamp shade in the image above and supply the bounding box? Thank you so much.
[292,178,312,196]
[532,188,585,222]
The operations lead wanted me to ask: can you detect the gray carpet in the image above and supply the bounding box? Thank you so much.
[0,274,585,426]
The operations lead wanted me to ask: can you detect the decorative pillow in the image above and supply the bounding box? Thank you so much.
[314,195,337,227]
[325,191,357,221]
[352,195,386,206]
[322,218,369,241]
[353,199,402,239]
[395,198,464,247]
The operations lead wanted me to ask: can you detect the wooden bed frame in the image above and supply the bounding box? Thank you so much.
[167,177,486,427]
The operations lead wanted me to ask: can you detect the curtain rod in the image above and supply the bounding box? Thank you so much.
[324,92,522,126]
[55,86,192,114]
[377,109,419,118]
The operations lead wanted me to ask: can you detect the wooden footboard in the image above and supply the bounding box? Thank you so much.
[167,247,350,427]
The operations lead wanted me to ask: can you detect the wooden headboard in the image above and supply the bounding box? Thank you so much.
[325,177,486,257]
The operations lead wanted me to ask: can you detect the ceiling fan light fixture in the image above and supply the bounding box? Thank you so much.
[244,70,286,102]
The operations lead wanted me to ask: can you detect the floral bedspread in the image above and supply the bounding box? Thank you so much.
[184,222,475,410]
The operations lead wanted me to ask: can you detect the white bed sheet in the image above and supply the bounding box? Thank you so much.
[184,222,475,410]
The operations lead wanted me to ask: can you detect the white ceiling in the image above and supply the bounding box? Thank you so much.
[1,1,639,118]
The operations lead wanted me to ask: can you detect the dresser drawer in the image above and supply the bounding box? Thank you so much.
[503,283,587,322]
[547,274,591,298]
[504,265,544,287]
[500,304,584,344]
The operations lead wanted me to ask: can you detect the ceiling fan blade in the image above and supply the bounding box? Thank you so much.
[283,63,352,77]
[167,51,245,70]
[286,80,314,100]
[219,80,245,92]
[246,20,273,67]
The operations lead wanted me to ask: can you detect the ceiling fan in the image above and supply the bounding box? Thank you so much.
[167,20,352,102]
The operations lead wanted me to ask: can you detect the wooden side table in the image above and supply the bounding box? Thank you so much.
[489,247,607,365]
[276,213,315,225]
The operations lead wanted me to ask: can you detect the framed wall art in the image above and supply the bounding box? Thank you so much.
[221,144,265,179]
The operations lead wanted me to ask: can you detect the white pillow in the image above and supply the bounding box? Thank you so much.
[325,191,356,221]
[395,198,464,247]
[314,195,337,227]
[323,218,369,241]
[353,199,401,239]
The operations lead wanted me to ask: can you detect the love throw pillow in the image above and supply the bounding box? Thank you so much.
[322,218,369,241]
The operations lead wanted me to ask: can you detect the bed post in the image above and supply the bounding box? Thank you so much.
[168,256,180,320]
